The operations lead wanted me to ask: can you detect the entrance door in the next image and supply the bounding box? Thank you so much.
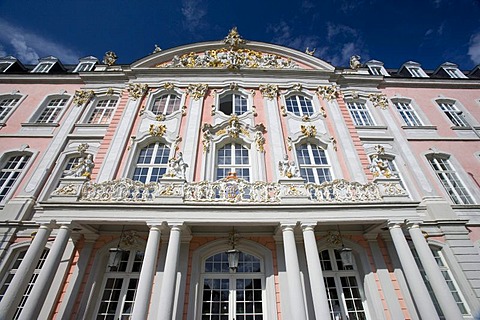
[200,252,264,320]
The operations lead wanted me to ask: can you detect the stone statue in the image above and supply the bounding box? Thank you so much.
[369,154,392,178]
[103,51,118,66]
[166,152,188,179]
[64,154,95,179]
[350,55,361,70]
[278,155,300,178]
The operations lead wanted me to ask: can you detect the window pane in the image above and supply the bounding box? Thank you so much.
[132,143,170,183]
[296,144,332,184]
[347,102,374,126]
[0,97,20,122]
[0,154,31,202]
[285,95,313,116]
[428,157,473,204]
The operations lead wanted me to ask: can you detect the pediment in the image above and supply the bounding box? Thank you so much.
[132,29,334,72]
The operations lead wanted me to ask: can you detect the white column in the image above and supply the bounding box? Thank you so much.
[408,223,464,320]
[132,225,162,320]
[19,225,72,320]
[0,224,52,320]
[388,223,439,320]
[281,224,307,320]
[157,224,182,320]
[301,224,330,319]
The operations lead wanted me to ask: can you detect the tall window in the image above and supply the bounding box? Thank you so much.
[87,99,117,124]
[347,102,375,126]
[0,248,49,320]
[0,154,31,202]
[216,143,250,181]
[394,101,422,126]
[296,144,332,184]
[200,251,264,320]
[149,94,181,116]
[0,96,20,122]
[219,93,248,115]
[437,102,467,127]
[285,95,314,117]
[428,156,473,204]
[413,247,470,318]
[319,248,368,320]
[96,248,144,320]
[35,97,68,123]
[132,142,170,183]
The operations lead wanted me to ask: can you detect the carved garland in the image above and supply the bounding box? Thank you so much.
[128,83,149,100]
[73,90,95,106]
[259,84,278,100]
[368,93,389,109]
[188,84,208,101]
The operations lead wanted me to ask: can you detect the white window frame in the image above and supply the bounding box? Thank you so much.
[346,101,375,126]
[0,94,24,124]
[427,155,474,204]
[0,61,14,73]
[218,92,249,116]
[84,97,117,124]
[0,246,49,320]
[215,142,251,181]
[295,143,332,184]
[393,100,423,127]
[74,61,95,72]
[0,152,32,203]
[284,94,315,117]
[130,141,172,183]
[444,68,465,79]
[30,94,71,124]
[32,62,54,73]
[319,248,370,320]
[436,100,468,127]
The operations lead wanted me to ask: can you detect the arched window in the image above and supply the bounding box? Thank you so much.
[219,93,248,116]
[296,143,331,183]
[285,95,314,117]
[216,143,250,181]
[0,153,31,202]
[95,248,144,319]
[413,246,470,317]
[0,248,49,320]
[200,251,264,319]
[131,142,170,183]
[427,155,473,204]
[319,248,368,319]
[149,93,181,116]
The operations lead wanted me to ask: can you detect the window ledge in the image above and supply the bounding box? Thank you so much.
[75,123,110,128]
[21,122,59,128]
[355,125,388,130]
[451,126,480,130]
[401,125,437,130]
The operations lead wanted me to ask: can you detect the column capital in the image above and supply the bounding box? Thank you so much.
[301,224,316,232]
[387,221,403,230]
[279,221,297,231]
[406,220,422,229]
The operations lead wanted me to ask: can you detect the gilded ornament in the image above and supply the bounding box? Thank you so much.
[163,82,175,90]
[211,104,216,116]
[305,47,316,56]
[224,27,246,49]
[226,115,241,138]
[155,114,165,121]
[317,85,339,101]
[63,143,94,179]
[279,155,300,178]
[73,90,94,106]
[252,105,257,117]
[292,83,303,91]
[330,137,337,151]
[103,51,118,66]
[202,131,212,153]
[149,124,166,137]
[280,105,287,117]
[325,231,342,246]
[368,145,395,179]
[182,105,187,116]
[187,84,208,100]
[255,131,265,153]
[229,82,238,90]
[128,83,148,100]
[259,84,278,100]
[368,93,389,109]
[300,125,317,138]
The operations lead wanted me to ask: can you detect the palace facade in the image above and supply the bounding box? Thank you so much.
[0,29,479,320]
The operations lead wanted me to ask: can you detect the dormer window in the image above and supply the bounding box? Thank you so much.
[444,68,465,79]
[400,62,428,78]
[33,62,54,73]
[0,56,27,73]
[73,56,99,73]
[365,60,389,76]
[408,67,423,77]
[0,61,14,73]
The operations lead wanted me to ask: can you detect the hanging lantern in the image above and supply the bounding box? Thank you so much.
[226,249,240,271]
[108,248,124,271]
[339,246,353,267]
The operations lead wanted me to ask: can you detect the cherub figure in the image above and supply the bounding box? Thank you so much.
[278,155,300,178]
[350,55,361,70]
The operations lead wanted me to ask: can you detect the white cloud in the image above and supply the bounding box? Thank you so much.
[181,0,207,32]
[468,32,480,65]
[0,44,6,57]
[0,19,79,64]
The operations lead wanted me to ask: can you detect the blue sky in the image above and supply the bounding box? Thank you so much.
[0,0,479,70]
